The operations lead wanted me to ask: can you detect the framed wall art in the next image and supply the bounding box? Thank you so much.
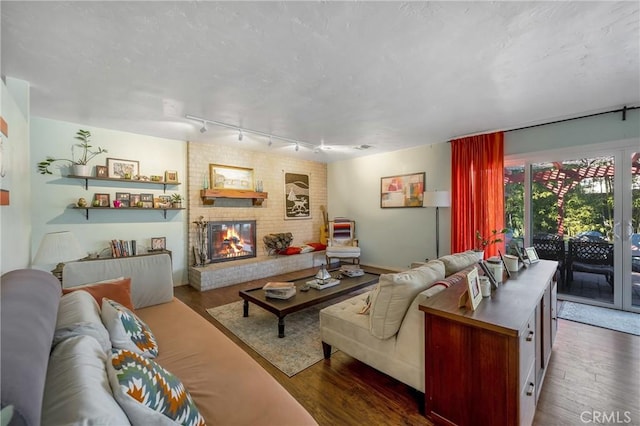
[96,165,108,178]
[107,158,139,179]
[115,192,130,208]
[164,170,178,183]
[150,237,166,251]
[209,164,254,190]
[380,172,425,208]
[139,193,154,208]
[93,193,110,207]
[284,172,310,219]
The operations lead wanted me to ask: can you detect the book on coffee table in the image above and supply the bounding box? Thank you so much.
[306,278,340,290]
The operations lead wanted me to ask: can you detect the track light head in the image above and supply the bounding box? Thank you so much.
[295,143,299,152]
[268,136,273,147]
[200,122,207,133]
[238,129,243,141]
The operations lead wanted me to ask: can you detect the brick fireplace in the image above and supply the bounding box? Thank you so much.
[207,220,256,263]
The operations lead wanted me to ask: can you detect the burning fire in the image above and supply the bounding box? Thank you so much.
[221,228,247,257]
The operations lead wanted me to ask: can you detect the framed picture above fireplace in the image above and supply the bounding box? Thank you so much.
[209,164,254,191]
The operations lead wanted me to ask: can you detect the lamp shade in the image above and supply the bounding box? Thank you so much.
[33,231,84,266]
[423,190,451,208]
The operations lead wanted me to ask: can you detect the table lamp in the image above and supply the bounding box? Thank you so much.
[33,231,85,281]
[423,190,451,259]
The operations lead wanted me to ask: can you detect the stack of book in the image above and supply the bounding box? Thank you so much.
[110,240,137,258]
[340,264,364,277]
[262,281,296,300]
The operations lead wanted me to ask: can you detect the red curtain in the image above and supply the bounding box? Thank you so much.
[451,132,505,259]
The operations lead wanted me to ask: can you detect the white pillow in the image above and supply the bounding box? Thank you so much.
[41,335,131,425]
[53,290,111,352]
[101,298,158,358]
[369,262,445,339]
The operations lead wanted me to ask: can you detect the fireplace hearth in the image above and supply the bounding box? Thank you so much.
[207,220,257,263]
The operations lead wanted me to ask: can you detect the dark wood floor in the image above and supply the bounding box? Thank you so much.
[174,266,640,426]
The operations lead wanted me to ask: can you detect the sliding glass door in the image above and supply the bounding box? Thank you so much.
[505,148,638,313]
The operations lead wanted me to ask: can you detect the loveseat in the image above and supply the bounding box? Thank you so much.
[320,250,480,394]
[1,253,317,425]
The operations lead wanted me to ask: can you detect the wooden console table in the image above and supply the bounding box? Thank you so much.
[419,260,558,426]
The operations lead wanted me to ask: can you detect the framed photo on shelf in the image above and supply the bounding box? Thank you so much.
[130,193,141,207]
[209,164,254,190]
[96,165,108,178]
[93,193,110,207]
[524,247,540,264]
[380,172,425,208]
[498,249,511,278]
[107,158,139,179]
[150,237,166,251]
[462,267,483,311]
[164,170,178,183]
[140,193,154,208]
[513,245,528,269]
[115,192,130,208]
[478,260,498,289]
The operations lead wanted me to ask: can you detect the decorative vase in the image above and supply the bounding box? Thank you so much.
[72,164,91,176]
[172,202,182,208]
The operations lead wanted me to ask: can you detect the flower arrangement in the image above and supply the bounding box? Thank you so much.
[475,228,509,251]
[37,129,107,174]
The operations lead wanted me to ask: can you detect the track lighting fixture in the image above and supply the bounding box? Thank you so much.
[186,114,337,154]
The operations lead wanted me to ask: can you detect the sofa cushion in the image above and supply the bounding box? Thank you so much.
[101,298,159,358]
[54,290,111,353]
[439,250,480,276]
[107,349,205,426]
[63,277,134,310]
[0,269,61,426]
[42,335,131,425]
[369,262,445,339]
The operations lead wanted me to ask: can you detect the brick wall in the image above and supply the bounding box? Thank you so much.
[187,142,327,265]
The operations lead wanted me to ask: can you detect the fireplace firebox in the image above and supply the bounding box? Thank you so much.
[207,220,257,263]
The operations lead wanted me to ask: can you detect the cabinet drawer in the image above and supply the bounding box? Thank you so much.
[519,310,536,390]
[520,363,537,426]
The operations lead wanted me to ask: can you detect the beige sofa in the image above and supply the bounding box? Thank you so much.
[0,254,316,425]
[320,250,479,393]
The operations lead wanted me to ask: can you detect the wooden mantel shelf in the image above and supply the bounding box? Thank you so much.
[200,189,268,206]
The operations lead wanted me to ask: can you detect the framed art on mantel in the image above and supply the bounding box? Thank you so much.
[209,164,254,190]
[380,172,425,208]
[284,172,310,219]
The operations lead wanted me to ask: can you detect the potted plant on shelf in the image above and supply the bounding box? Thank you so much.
[171,193,184,208]
[475,228,508,260]
[37,129,107,176]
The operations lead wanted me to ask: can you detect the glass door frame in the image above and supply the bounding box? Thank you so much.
[505,138,638,313]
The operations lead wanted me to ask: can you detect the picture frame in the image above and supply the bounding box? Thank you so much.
[498,249,511,278]
[464,267,483,311]
[513,245,528,269]
[130,193,141,207]
[150,237,166,251]
[115,192,130,208]
[96,165,108,178]
[525,246,540,264]
[107,158,139,179]
[478,260,498,289]
[209,164,254,190]
[164,170,178,183]
[380,172,425,208]
[154,197,171,209]
[140,193,154,209]
[284,172,310,219]
[93,193,110,207]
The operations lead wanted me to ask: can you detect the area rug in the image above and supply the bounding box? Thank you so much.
[558,301,640,336]
[207,293,363,377]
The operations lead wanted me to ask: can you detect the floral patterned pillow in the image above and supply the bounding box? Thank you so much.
[107,349,206,426]
[101,298,158,358]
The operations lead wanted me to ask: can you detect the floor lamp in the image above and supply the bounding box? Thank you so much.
[33,231,85,281]
[423,191,450,259]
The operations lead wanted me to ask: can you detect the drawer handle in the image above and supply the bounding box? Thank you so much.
[526,331,534,341]
[526,382,535,396]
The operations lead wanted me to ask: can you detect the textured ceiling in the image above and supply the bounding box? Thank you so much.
[2,1,639,162]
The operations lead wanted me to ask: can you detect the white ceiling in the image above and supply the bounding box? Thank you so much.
[2,1,639,162]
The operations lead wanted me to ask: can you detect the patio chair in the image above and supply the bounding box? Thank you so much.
[567,239,614,287]
[325,220,360,266]
[533,234,566,285]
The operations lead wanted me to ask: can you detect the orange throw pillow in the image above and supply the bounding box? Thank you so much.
[63,278,134,310]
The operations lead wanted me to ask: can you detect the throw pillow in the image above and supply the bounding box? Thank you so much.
[101,298,158,358]
[306,242,327,251]
[278,246,302,255]
[42,335,131,425]
[369,262,445,339]
[107,349,205,426]
[63,277,134,310]
[54,290,111,353]
[438,250,480,276]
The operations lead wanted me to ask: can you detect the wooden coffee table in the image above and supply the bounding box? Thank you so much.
[239,271,379,338]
